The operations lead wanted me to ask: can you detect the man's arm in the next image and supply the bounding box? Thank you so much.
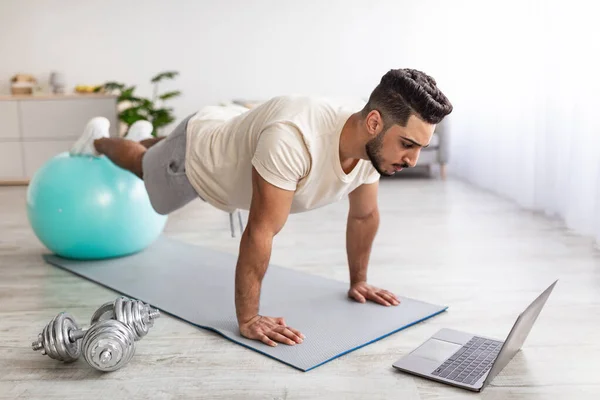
[346,181,400,306]
[236,167,292,322]
[346,181,380,286]
[235,167,304,346]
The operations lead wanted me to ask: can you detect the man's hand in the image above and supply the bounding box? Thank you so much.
[348,281,400,306]
[239,315,305,347]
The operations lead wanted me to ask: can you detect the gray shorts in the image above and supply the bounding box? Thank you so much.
[141,114,199,215]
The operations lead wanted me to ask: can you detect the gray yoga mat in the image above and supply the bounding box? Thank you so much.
[44,236,447,371]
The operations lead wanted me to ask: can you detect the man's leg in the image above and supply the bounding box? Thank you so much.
[139,136,165,149]
[71,115,198,216]
[93,138,146,179]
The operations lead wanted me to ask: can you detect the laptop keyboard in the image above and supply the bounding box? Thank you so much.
[431,336,503,385]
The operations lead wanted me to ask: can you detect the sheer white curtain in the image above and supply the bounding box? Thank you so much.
[439,1,600,245]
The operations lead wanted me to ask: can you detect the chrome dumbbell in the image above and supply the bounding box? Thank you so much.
[31,312,82,363]
[90,296,160,341]
[32,312,136,372]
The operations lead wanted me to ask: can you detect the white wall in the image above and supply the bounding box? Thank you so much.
[437,1,600,245]
[0,0,455,124]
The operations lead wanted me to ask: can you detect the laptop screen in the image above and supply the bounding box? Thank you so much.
[482,280,557,387]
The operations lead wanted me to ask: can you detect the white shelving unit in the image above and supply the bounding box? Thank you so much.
[0,93,118,184]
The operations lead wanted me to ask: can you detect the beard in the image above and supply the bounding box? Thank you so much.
[365,131,393,176]
[365,131,409,176]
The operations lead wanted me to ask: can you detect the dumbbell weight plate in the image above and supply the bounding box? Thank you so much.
[35,312,82,362]
[115,297,151,338]
[90,301,116,325]
[81,319,136,372]
[90,297,158,340]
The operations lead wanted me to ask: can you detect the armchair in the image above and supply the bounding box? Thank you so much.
[413,117,449,179]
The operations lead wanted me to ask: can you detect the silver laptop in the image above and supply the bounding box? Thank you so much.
[392,280,557,392]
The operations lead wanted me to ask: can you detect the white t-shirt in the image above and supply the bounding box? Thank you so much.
[184,95,380,214]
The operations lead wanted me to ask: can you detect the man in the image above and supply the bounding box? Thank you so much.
[72,68,453,347]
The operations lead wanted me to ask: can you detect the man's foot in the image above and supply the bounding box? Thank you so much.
[70,117,110,156]
[126,120,154,142]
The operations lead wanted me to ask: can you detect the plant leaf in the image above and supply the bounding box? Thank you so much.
[151,71,179,83]
[121,86,136,98]
[159,90,181,101]
[126,96,145,104]
[140,98,154,110]
[119,107,148,126]
[150,107,175,129]
[101,81,126,92]
[118,93,137,103]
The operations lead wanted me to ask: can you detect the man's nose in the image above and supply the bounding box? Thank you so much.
[402,149,421,168]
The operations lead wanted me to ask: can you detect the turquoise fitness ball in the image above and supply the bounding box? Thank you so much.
[26,152,167,260]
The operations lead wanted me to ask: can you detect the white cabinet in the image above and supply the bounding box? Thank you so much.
[0,101,20,140]
[0,94,118,183]
[0,142,24,179]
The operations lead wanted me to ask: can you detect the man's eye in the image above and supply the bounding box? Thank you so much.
[402,141,413,149]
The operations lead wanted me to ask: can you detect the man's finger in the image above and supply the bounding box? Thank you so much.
[268,331,296,346]
[382,289,400,300]
[261,335,277,347]
[350,288,366,303]
[287,326,306,339]
[276,317,287,326]
[381,292,400,305]
[368,291,391,306]
[276,326,303,343]
[385,291,401,305]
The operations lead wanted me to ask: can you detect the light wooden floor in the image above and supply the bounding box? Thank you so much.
[1,177,599,399]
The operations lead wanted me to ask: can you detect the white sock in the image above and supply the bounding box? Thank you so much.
[126,120,153,142]
[70,117,110,156]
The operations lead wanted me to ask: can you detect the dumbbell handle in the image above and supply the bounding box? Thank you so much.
[69,329,85,342]
[31,328,85,350]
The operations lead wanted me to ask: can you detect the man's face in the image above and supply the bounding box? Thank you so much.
[365,113,436,176]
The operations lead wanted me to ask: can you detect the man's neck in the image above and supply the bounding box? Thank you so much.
[338,113,366,174]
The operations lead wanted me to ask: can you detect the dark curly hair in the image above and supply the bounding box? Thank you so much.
[362,68,453,127]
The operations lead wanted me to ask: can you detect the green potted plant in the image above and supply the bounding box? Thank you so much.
[95,71,181,137]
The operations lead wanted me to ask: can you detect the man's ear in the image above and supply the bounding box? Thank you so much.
[365,110,384,136]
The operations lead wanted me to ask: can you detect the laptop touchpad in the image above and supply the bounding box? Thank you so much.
[412,339,463,363]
